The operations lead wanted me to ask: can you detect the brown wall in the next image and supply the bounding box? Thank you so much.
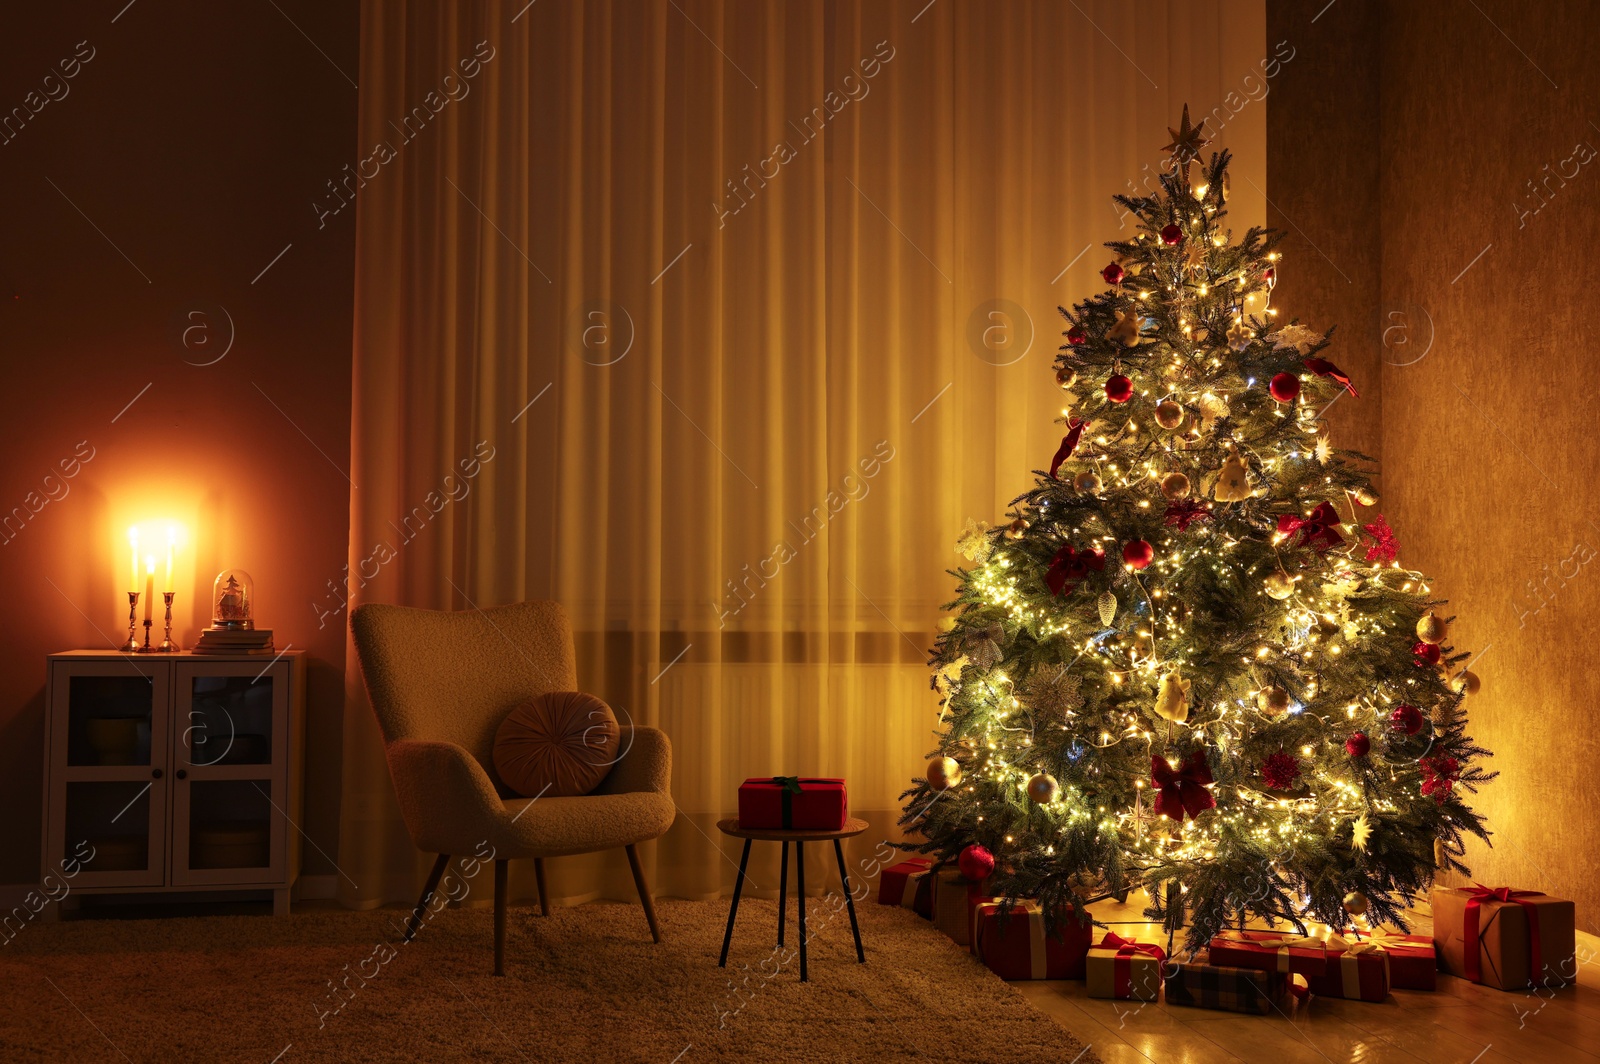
[1271,0,1600,928]
[0,2,357,883]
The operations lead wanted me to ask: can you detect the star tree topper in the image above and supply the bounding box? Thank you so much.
[1163,104,1210,179]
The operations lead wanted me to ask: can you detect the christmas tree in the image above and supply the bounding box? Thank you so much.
[908,108,1495,950]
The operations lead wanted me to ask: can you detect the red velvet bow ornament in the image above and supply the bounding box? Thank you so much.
[1303,357,1358,397]
[1045,545,1105,597]
[1278,502,1345,551]
[1151,750,1216,821]
[1163,499,1214,531]
[1050,418,1088,479]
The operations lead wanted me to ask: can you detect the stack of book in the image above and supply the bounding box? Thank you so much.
[192,628,275,655]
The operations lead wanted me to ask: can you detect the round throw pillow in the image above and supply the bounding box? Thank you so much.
[493,691,621,798]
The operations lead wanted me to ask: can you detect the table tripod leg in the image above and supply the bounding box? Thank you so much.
[718,839,752,967]
[795,841,808,982]
[778,840,788,946]
[834,838,865,963]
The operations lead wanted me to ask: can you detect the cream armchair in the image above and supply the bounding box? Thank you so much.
[351,600,675,975]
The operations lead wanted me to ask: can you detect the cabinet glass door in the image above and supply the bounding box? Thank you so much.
[170,661,288,886]
[46,661,170,887]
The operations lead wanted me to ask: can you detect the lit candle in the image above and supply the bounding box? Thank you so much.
[143,558,155,622]
[128,527,140,593]
[164,527,175,594]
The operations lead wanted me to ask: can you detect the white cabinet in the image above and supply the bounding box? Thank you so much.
[42,650,306,913]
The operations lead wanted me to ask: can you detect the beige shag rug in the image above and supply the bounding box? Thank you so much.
[0,899,1098,1063]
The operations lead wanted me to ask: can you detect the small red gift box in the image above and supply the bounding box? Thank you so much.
[1335,931,1436,991]
[1307,939,1392,1001]
[931,869,989,947]
[877,858,934,918]
[1208,929,1331,977]
[972,899,1093,980]
[1086,931,1166,1001]
[737,777,847,831]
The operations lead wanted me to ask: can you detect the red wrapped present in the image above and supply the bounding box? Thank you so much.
[1307,939,1391,1001]
[1164,954,1289,1014]
[1086,931,1166,1001]
[1432,885,1577,991]
[1335,930,1436,991]
[1208,929,1331,977]
[972,899,1093,980]
[737,777,847,831]
[932,869,989,947]
[877,858,934,918]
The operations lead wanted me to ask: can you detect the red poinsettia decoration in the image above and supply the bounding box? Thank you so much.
[1045,545,1106,597]
[1420,754,1460,803]
[1362,513,1399,564]
[1260,750,1302,790]
[1163,499,1214,531]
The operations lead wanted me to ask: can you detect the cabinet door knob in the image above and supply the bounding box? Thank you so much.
[175,769,188,780]
[152,768,163,779]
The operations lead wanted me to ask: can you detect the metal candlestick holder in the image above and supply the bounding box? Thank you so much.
[121,592,140,653]
[157,592,179,652]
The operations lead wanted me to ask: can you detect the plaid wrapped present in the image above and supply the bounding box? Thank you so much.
[1334,931,1436,991]
[1208,929,1331,977]
[972,899,1094,980]
[1086,931,1166,1001]
[1307,938,1391,1001]
[1164,955,1288,1014]
[932,869,989,947]
[876,858,933,918]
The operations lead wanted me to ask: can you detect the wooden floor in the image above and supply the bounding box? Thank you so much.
[1010,893,1600,1064]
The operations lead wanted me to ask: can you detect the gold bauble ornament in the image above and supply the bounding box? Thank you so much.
[1256,685,1290,716]
[1155,400,1185,429]
[1263,571,1295,600]
[1342,891,1370,917]
[1056,367,1078,390]
[1074,470,1103,494]
[1416,612,1448,645]
[927,756,962,791]
[1154,671,1192,723]
[1451,670,1482,696]
[1160,472,1191,499]
[1026,772,1060,805]
[1354,486,1379,507]
[1213,454,1251,502]
[1004,518,1030,540]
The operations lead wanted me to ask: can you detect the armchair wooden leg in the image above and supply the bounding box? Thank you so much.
[534,857,550,917]
[405,854,450,943]
[625,843,662,944]
[493,859,508,976]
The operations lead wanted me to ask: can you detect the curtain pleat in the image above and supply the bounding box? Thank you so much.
[340,0,1265,908]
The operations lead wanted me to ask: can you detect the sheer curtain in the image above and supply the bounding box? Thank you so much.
[338,0,1266,908]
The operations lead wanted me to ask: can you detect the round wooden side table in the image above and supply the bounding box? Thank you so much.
[715,817,869,982]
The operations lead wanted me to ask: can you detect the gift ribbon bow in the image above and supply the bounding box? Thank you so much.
[1045,546,1105,597]
[1150,751,1216,821]
[1099,931,1167,964]
[1097,931,1166,997]
[1338,930,1429,956]
[1214,930,1325,972]
[1463,884,1545,985]
[767,777,832,829]
[1278,502,1345,551]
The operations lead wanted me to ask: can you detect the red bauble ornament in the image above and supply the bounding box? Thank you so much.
[1160,223,1184,246]
[1122,539,1155,570]
[1105,375,1134,403]
[1412,641,1441,666]
[1345,731,1371,758]
[1390,704,1424,735]
[1269,372,1301,403]
[1102,262,1125,285]
[1260,750,1302,790]
[1066,324,1088,345]
[1264,266,1277,286]
[958,843,996,882]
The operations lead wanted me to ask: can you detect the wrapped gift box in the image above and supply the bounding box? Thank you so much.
[932,869,989,947]
[1307,940,1391,1001]
[877,857,934,918]
[1164,954,1287,1014]
[1208,929,1331,977]
[1432,885,1577,991]
[1335,931,1436,991]
[972,899,1093,980]
[736,777,847,831]
[1086,931,1166,1001]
